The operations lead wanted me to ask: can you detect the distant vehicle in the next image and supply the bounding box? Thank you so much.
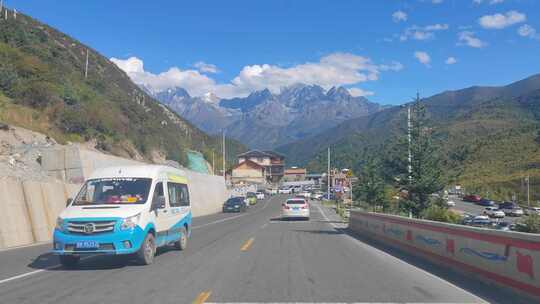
[495,222,512,231]
[471,215,491,227]
[524,206,540,215]
[278,187,292,194]
[267,188,278,195]
[311,191,324,200]
[291,186,302,193]
[498,201,518,209]
[246,192,257,205]
[281,198,310,220]
[502,207,524,217]
[299,190,311,199]
[446,200,456,207]
[256,191,265,200]
[483,207,505,218]
[223,197,247,213]
[477,199,496,207]
[463,194,482,203]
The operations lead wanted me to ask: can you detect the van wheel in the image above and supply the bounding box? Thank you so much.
[137,233,155,265]
[59,255,80,268]
[174,227,188,251]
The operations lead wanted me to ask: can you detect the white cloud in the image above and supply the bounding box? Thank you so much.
[473,0,504,4]
[193,61,219,74]
[348,88,375,97]
[458,31,487,48]
[400,24,449,41]
[478,11,526,29]
[414,51,431,66]
[392,11,407,23]
[111,53,403,98]
[445,57,457,65]
[518,24,540,40]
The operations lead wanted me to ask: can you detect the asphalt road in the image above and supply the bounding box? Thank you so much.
[0,194,515,303]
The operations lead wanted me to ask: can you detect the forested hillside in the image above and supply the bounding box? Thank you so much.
[0,10,244,167]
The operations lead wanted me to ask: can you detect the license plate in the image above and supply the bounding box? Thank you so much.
[293,207,299,211]
[75,241,99,249]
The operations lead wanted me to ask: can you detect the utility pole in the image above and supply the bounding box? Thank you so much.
[84,49,89,79]
[212,150,215,175]
[327,147,331,200]
[527,175,530,207]
[222,130,226,178]
[408,103,412,184]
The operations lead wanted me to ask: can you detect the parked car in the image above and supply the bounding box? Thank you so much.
[291,186,302,193]
[477,199,496,206]
[267,188,278,195]
[495,221,512,231]
[299,190,311,199]
[246,192,257,205]
[311,191,324,200]
[498,201,518,210]
[446,200,456,207]
[483,207,505,218]
[471,215,491,227]
[502,207,524,217]
[463,194,482,203]
[223,197,248,213]
[256,191,265,200]
[524,206,540,215]
[278,187,292,194]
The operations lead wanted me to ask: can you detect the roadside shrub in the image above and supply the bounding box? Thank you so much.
[516,214,540,234]
[421,205,461,224]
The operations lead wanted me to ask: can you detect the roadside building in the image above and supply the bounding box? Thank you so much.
[306,173,323,185]
[230,160,266,185]
[283,167,307,182]
[237,150,285,183]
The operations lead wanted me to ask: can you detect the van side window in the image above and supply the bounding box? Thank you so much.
[167,182,181,207]
[179,184,190,207]
[153,182,164,203]
[167,183,189,207]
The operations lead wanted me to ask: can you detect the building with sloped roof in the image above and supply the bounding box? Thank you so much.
[237,150,285,183]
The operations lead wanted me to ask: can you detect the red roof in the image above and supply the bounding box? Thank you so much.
[232,159,265,170]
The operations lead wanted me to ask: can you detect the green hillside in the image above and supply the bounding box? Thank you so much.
[0,10,244,167]
[277,75,540,201]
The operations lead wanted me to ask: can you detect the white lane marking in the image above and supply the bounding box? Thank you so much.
[316,204,488,304]
[0,255,94,285]
[0,198,278,286]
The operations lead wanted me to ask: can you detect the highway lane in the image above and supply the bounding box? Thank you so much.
[0,194,490,303]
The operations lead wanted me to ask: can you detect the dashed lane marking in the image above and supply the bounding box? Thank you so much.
[192,290,211,304]
[240,237,254,252]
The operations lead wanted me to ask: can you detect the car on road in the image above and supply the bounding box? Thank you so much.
[524,206,540,215]
[299,190,311,199]
[223,197,248,213]
[483,207,505,218]
[470,215,492,227]
[278,187,292,194]
[463,194,482,203]
[501,207,524,217]
[477,199,496,207]
[311,191,324,200]
[246,192,257,205]
[53,165,192,267]
[281,198,310,220]
[267,188,278,195]
[446,200,456,207]
[256,191,265,200]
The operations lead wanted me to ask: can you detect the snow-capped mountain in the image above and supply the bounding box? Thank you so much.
[149,84,383,149]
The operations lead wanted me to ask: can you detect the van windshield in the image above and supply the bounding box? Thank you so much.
[73,178,152,205]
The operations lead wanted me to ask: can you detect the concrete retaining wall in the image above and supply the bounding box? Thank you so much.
[349,211,540,300]
[0,177,80,248]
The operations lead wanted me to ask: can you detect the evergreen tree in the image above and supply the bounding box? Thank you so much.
[354,157,387,211]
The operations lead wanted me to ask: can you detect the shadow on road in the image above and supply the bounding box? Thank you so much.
[343,228,530,304]
[269,217,310,222]
[27,246,180,271]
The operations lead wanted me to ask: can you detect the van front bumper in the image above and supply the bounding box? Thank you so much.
[52,226,146,255]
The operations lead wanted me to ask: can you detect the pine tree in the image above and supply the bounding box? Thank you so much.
[354,157,387,211]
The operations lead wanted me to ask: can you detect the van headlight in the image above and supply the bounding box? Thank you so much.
[120,213,141,230]
[56,217,66,232]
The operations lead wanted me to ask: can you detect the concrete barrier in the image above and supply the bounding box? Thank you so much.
[349,211,540,300]
[0,178,34,247]
[22,180,51,243]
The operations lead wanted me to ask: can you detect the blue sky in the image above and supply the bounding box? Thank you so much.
[8,0,540,104]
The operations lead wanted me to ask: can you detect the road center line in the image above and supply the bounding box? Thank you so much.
[192,290,211,304]
[240,237,254,251]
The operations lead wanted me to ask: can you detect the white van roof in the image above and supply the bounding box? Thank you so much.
[89,165,186,180]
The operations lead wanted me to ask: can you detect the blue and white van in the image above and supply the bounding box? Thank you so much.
[53,165,192,266]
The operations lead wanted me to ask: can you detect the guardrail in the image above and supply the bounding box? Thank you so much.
[349,210,540,300]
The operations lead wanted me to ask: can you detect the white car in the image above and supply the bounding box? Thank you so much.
[311,192,324,200]
[483,207,505,218]
[299,191,311,199]
[281,198,310,220]
[525,207,540,215]
[256,191,265,200]
[278,187,292,194]
[502,207,524,217]
[446,200,456,207]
